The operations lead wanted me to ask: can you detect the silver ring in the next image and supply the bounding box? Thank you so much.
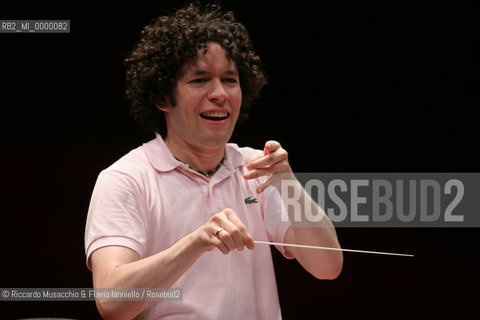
[215,227,225,237]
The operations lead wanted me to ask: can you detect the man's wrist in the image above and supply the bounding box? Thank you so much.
[272,171,297,191]
[188,228,212,255]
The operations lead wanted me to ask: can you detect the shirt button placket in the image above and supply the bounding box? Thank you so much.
[202,182,211,212]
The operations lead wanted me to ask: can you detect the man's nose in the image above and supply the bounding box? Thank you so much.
[207,78,228,104]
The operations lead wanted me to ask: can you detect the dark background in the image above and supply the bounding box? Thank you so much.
[1,1,479,319]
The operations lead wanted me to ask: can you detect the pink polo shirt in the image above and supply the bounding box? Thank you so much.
[85,134,292,319]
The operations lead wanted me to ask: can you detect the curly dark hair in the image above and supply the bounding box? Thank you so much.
[124,2,267,136]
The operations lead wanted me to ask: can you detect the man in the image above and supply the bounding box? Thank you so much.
[85,3,342,319]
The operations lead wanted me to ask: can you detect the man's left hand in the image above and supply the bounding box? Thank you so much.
[243,140,294,193]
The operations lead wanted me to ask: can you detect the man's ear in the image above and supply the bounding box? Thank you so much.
[155,100,169,112]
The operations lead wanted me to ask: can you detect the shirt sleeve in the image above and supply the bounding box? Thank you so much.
[262,186,294,259]
[84,169,149,270]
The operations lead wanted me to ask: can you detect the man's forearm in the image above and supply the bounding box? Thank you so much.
[92,232,204,320]
[279,178,343,279]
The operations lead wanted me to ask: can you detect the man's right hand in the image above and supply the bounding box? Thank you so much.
[193,208,255,254]
[90,208,254,319]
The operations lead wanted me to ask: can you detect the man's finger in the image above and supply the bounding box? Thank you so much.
[222,220,246,251]
[243,168,270,180]
[212,210,241,251]
[256,174,280,194]
[212,235,230,254]
[247,152,263,164]
[264,140,281,154]
[216,226,239,251]
[247,149,287,170]
[224,210,254,249]
[245,156,292,179]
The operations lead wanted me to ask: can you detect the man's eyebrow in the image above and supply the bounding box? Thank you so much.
[192,70,210,76]
[225,70,238,76]
[190,70,238,76]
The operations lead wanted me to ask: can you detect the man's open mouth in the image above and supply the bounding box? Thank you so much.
[200,111,229,121]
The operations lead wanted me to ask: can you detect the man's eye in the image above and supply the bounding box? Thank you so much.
[223,78,238,83]
[189,78,207,84]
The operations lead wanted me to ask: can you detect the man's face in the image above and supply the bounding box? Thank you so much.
[161,42,242,150]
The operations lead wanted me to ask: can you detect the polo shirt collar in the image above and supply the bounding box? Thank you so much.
[142,133,247,173]
[142,133,184,172]
[224,143,246,170]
